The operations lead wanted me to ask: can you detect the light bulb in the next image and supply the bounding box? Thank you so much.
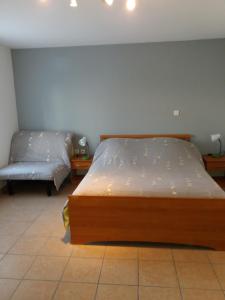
[104,0,114,6]
[126,0,136,11]
[70,0,78,8]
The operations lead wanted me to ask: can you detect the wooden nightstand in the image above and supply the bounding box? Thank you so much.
[71,156,93,175]
[203,155,225,171]
[203,155,225,189]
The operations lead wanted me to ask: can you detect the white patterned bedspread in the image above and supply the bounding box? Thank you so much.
[74,138,225,199]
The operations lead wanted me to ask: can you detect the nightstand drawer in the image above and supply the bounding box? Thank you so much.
[206,162,225,171]
[71,161,91,169]
[71,156,93,172]
[203,155,225,171]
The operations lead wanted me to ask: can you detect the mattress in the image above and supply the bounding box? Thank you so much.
[73,138,225,199]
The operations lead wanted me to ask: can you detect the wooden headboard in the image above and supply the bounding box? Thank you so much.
[100,134,192,142]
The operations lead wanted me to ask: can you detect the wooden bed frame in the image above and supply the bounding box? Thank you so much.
[68,134,225,250]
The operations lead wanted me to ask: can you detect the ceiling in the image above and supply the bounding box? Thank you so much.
[0,0,225,49]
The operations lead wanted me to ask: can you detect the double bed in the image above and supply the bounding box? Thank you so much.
[68,134,225,250]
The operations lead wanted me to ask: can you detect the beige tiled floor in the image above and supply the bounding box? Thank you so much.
[139,260,178,287]
[62,257,102,283]
[100,259,138,285]
[0,182,225,299]
[11,280,58,300]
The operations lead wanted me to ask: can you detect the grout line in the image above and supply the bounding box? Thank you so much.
[9,279,22,300]
[93,245,107,300]
[5,211,45,299]
[1,252,43,258]
[137,248,140,300]
[6,206,65,299]
[2,252,103,258]
[3,209,45,256]
[207,252,224,291]
[138,285,224,291]
[0,253,5,261]
[50,243,74,300]
[8,254,36,300]
[0,276,221,290]
[138,258,214,264]
[172,250,184,300]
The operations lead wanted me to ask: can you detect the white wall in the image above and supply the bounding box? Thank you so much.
[0,45,18,188]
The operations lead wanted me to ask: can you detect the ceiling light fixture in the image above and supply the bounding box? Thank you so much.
[104,0,114,6]
[46,0,137,11]
[70,0,78,8]
[126,0,136,11]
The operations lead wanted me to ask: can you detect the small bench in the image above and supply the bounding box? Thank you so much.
[0,131,73,196]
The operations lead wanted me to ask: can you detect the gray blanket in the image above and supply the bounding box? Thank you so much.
[74,138,225,199]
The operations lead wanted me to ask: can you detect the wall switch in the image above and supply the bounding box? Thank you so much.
[173,110,180,117]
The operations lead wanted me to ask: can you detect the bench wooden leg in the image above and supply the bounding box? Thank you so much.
[7,181,14,195]
[46,182,52,197]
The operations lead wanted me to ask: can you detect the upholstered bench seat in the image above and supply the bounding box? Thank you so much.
[0,162,69,191]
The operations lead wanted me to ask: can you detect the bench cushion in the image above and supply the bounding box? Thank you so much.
[0,162,70,190]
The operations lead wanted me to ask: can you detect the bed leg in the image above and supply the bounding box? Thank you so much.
[7,181,14,195]
[46,182,52,197]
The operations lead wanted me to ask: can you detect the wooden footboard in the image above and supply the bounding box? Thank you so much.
[68,195,225,250]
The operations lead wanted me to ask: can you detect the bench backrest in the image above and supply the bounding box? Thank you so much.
[9,131,73,167]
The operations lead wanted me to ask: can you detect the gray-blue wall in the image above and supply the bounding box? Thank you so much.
[12,39,225,153]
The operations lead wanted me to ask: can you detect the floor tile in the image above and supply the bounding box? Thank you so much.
[24,216,65,238]
[0,221,31,236]
[176,262,220,289]
[208,251,225,264]
[105,246,137,259]
[100,259,138,285]
[11,280,58,300]
[139,248,172,261]
[24,222,53,237]
[9,237,48,255]
[96,284,138,300]
[38,237,73,256]
[213,264,225,289]
[25,256,68,281]
[0,236,19,254]
[49,222,66,238]
[0,255,34,279]
[0,279,20,300]
[182,288,225,300]
[139,261,178,287]
[72,245,105,258]
[173,250,209,263]
[54,282,97,300]
[62,258,102,283]
[0,208,41,222]
[139,286,181,300]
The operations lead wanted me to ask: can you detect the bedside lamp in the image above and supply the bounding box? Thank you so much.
[78,137,90,160]
[210,134,224,157]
